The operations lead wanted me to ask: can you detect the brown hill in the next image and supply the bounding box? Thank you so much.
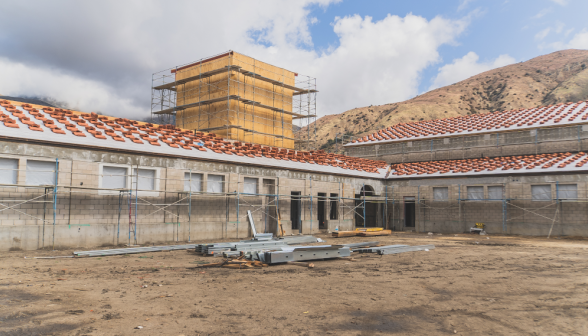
[304,49,588,152]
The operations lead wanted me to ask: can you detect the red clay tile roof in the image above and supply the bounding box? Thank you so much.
[348,101,588,146]
[0,99,387,173]
[389,152,587,177]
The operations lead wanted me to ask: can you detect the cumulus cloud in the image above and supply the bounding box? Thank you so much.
[429,52,516,90]
[567,29,588,48]
[0,0,467,119]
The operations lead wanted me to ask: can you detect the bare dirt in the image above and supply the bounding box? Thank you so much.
[1,233,587,336]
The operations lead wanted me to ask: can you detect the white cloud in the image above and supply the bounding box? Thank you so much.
[0,1,467,119]
[535,27,551,40]
[458,0,474,11]
[533,8,551,19]
[429,52,516,90]
[550,0,568,5]
[0,57,145,116]
[541,28,588,50]
[567,29,588,48]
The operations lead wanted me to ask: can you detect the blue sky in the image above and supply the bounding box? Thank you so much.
[305,0,588,94]
[0,0,586,119]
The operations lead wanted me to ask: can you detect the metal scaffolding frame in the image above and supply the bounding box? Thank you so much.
[150,51,317,151]
[0,161,388,250]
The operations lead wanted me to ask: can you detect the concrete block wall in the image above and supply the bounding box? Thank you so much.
[0,143,389,250]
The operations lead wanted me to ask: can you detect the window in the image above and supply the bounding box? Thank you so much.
[26,160,57,186]
[132,168,155,191]
[558,184,577,199]
[207,174,224,193]
[102,166,127,189]
[488,186,504,200]
[467,186,484,200]
[433,187,448,201]
[532,185,551,201]
[0,158,18,185]
[329,193,338,220]
[184,172,203,192]
[243,177,258,194]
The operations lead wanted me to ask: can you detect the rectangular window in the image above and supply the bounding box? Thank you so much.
[467,186,484,200]
[0,158,18,185]
[433,187,448,201]
[26,160,57,186]
[102,166,127,189]
[207,174,224,193]
[132,168,155,191]
[243,177,258,194]
[532,185,551,201]
[184,172,203,192]
[488,186,504,200]
[329,193,338,220]
[558,184,577,199]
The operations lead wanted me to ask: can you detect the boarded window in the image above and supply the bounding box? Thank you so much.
[243,177,258,194]
[532,185,551,201]
[0,158,18,185]
[132,168,155,191]
[207,174,224,193]
[433,187,448,201]
[26,160,57,186]
[184,173,203,192]
[102,166,127,189]
[488,186,503,200]
[467,186,484,200]
[558,184,577,199]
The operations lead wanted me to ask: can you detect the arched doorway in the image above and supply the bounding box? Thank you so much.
[355,185,380,227]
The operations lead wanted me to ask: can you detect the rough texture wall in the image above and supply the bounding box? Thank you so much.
[0,141,385,250]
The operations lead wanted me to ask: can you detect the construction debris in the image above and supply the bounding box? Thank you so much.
[355,244,434,255]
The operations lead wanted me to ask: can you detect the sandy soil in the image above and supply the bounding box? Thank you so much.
[1,233,587,336]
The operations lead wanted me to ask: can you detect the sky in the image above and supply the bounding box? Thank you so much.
[0,0,587,122]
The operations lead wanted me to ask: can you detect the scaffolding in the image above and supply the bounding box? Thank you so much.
[0,160,389,250]
[151,51,317,151]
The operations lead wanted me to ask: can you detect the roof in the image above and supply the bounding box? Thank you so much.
[0,99,387,178]
[387,152,588,179]
[346,100,588,147]
[0,96,56,108]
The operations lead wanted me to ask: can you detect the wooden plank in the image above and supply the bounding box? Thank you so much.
[357,230,392,237]
[331,231,358,238]
[153,95,241,115]
[153,65,242,90]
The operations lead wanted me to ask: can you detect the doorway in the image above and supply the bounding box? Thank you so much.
[263,179,277,234]
[355,185,380,227]
[291,191,301,231]
[404,196,416,228]
[317,193,327,229]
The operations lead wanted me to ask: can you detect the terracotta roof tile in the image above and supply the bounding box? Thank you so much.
[350,101,588,146]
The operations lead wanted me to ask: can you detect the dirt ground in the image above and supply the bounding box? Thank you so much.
[1,233,587,336]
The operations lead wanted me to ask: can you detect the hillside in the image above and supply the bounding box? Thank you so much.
[303,49,588,152]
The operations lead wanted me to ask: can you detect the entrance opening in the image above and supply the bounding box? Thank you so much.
[329,193,338,220]
[263,179,276,233]
[318,192,327,229]
[291,191,301,230]
[355,185,380,227]
[404,196,416,228]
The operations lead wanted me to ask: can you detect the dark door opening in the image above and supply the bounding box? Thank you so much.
[329,193,338,220]
[291,191,301,230]
[263,179,276,234]
[318,193,327,229]
[355,185,379,227]
[404,197,416,228]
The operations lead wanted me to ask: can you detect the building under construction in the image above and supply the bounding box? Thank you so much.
[151,51,317,150]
